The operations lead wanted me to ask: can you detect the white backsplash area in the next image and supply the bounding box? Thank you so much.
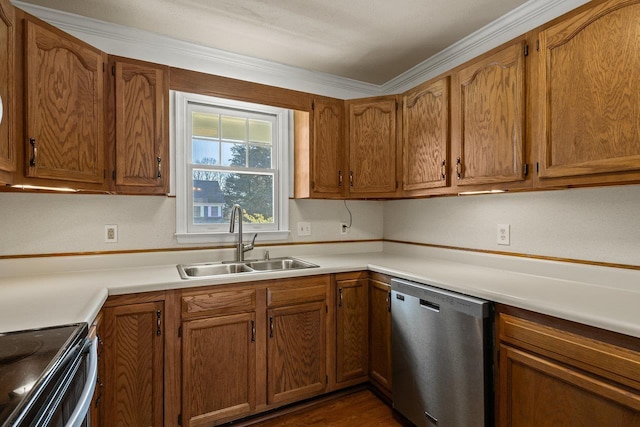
[384,185,640,267]
[0,193,383,256]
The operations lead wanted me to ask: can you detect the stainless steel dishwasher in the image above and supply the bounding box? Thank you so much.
[391,278,493,427]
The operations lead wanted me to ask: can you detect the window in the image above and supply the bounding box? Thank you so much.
[174,92,290,243]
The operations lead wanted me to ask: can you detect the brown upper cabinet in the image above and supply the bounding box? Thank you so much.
[534,0,640,187]
[294,96,346,198]
[0,0,14,184]
[24,17,107,188]
[346,96,401,198]
[109,56,169,194]
[451,40,529,190]
[402,77,450,195]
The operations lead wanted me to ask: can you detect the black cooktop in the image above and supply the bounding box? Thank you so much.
[0,324,86,426]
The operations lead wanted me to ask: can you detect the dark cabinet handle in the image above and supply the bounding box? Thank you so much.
[456,157,462,180]
[338,288,343,307]
[157,157,162,178]
[156,310,162,336]
[29,138,37,167]
[269,317,274,338]
[386,291,391,312]
[338,170,343,187]
[349,171,354,187]
[250,320,256,342]
[441,160,446,180]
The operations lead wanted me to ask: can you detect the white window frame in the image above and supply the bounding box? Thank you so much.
[173,91,290,244]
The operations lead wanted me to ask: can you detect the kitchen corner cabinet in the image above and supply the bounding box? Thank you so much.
[102,299,164,427]
[335,272,369,386]
[402,77,450,195]
[452,40,528,189]
[368,273,392,397]
[535,0,640,187]
[496,305,640,427]
[109,56,169,194]
[0,0,15,184]
[267,278,329,404]
[347,96,400,198]
[293,96,345,198]
[24,17,107,189]
[180,287,258,426]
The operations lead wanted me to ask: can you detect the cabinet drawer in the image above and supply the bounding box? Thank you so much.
[267,276,329,307]
[499,313,640,390]
[182,288,256,318]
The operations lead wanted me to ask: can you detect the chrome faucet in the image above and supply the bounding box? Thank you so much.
[229,204,257,261]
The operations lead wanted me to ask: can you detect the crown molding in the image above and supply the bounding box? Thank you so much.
[382,0,590,94]
[14,0,589,99]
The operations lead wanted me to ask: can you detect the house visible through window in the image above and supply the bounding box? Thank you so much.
[174,92,290,242]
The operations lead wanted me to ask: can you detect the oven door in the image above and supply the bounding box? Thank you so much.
[26,337,98,427]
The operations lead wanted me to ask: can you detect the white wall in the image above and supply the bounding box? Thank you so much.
[0,194,383,256]
[384,185,640,267]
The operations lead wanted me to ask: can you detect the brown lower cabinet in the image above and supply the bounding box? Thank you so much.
[496,305,640,427]
[368,273,392,397]
[100,295,165,427]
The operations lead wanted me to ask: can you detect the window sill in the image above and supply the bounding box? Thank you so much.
[176,230,290,245]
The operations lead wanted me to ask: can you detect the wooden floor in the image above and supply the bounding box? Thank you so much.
[245,389,410,427]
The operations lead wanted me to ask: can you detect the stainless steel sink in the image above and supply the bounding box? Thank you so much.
[177,257,318,279]
[245,257,318,271]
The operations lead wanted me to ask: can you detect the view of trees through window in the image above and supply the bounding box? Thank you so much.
[191,112,275,226]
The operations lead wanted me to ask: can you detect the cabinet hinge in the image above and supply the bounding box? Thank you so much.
[396,180,399,190]
[536,162,540,174]
[536,39,540,51]
[326,375,329,384]
[102,62,105,73]
[156,310,162,336]
[312,180,316,190]
[112,65,116,76]
[523,163,529,177]
[178,326,182,338]
[524,44,529,57]
[395,101,399,111]
[311,102,315,111]
[103,169,106,179]
[178,413,182,425]
[112,170,116,181]
[325,304,328,313]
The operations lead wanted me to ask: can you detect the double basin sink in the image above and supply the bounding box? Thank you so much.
[177,257,319,279]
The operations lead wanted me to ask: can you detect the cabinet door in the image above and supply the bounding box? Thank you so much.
[102,302,164,427]
[403,77,449,193]
[368,278,392,395]
[336,277,368,383]
[182,313,256,426]
[454,41,526,187]
[25,19,106,185]
[0,0,14,182]
[348,97,399,197]
[267,301,327,404]
[536,0,640,183]
[312,97,345,197]
[499,344,640,426]
[112,57,169,194]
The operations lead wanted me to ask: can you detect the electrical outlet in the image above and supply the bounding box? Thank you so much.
[497,224,510,246]
[340,223,349,235]
[105,224,118,243]
[297,222,311,236]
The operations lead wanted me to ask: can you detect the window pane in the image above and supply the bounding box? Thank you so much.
[249,120,272,144]
[222,143,246,167]
[221,116,246,141]
[248,145,272,168]
[192,112,218,138]
[192,138,220,165]
[192,169,274,225]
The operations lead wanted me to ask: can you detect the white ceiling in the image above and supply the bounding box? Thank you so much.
[18,0,529,84]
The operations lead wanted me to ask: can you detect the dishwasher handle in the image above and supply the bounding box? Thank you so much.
[420,299,440,312]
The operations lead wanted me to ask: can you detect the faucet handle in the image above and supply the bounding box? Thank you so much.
[243,233,258,253]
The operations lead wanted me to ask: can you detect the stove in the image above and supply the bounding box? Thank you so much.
[0,323,94,427]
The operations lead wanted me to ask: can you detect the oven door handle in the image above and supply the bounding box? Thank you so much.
[65,337,98,427]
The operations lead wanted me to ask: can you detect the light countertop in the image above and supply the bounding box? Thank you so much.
[1,243,638,339]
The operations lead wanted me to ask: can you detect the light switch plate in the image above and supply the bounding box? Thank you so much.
[497,224,510,246]
[297,222,311,236]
